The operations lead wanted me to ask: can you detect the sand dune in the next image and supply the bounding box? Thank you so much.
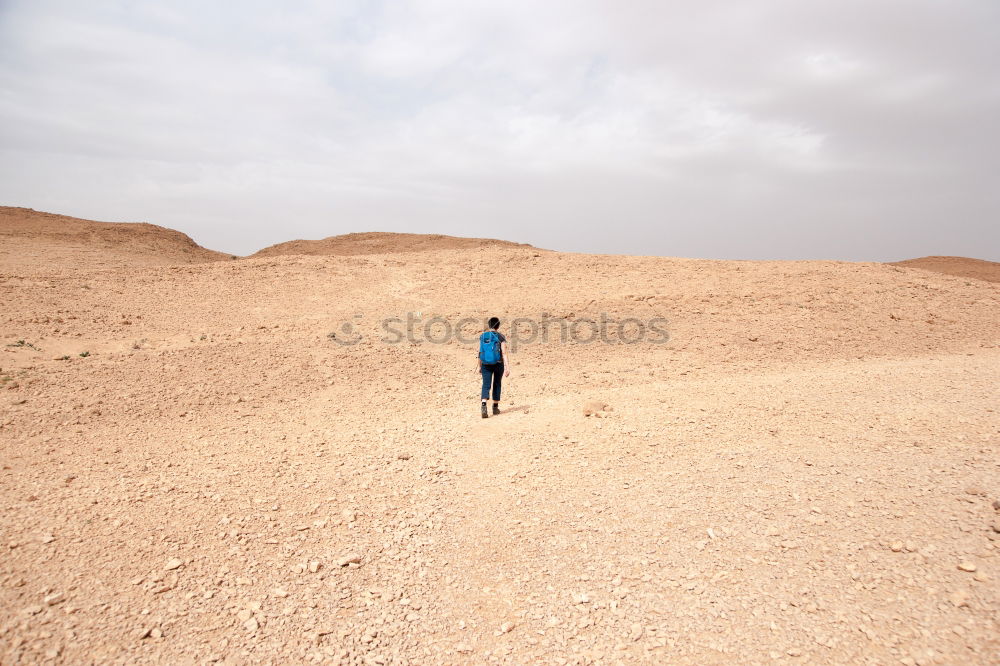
[891,255,1000,283]
[1,210,998,665]
[253,231,533,258]
[0,207,229,272]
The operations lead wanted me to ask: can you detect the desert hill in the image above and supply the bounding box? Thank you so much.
[252,231,533,257]
[890,255,1000,283]
[1,210,998,664]
[0,207,229,271]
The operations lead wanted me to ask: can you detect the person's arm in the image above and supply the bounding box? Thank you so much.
[501,341,510,377]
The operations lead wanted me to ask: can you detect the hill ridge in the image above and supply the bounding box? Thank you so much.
[251,230,535,258]
[890,255,1000,283]
[0,206,228,269]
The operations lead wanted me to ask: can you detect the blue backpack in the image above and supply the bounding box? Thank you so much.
[479,331,502,364]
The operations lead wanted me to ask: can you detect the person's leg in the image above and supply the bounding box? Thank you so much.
[480,365,492,418]
[491,365,503,404]
[490,366,502,414]
[481,366,493,401]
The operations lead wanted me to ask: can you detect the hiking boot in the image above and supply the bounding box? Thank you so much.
[481,403,488,419]
[492,403,500,415]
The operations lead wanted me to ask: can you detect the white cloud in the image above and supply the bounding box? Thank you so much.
[0,0,997,259]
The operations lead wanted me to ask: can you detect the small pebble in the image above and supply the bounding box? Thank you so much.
[949,590,970,607]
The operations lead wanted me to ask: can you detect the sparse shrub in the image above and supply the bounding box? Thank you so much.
[7,340,40,351]
[79,351,90,358]
[57,355,71,361]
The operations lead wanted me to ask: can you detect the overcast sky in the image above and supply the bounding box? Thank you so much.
[1,1,998,260]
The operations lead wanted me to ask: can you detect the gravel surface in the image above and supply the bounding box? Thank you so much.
[1,208,998,664]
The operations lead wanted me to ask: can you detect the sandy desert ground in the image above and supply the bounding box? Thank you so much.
[1,206,998,665]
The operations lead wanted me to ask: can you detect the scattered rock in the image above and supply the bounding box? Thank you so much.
[244,617,259,632]
[139,626,161,640]
[582,400,608,417]
[949,590,970,607]
[164,557,183,571]
[337,554,362,567]
[43,592,64,606]
[957,561,977,573]
[890,541,903,552]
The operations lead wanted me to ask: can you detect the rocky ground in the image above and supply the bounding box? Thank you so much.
[1,210,998,664]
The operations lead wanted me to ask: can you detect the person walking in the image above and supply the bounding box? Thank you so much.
[476,316,510,418]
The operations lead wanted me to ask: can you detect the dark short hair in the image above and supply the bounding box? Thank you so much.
[488,316,501,330]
